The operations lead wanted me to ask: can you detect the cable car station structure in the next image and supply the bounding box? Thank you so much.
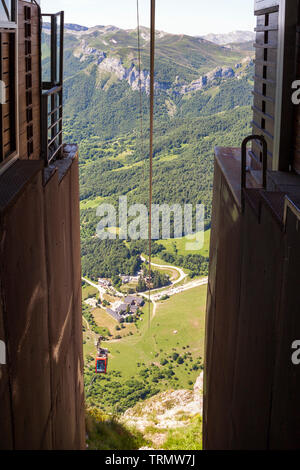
[0,0,300,450]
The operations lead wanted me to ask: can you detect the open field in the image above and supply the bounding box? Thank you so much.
[103,292,119,303]
[84,284,207,413]
[92,307,137,339]
[80,195,107,210]
[120,282,138,294]
[82,284,99,300]
[159,229,211,258]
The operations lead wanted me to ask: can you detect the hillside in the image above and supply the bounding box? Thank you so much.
[54,24,254,422]
[86,373,203,450]
[122,372,203,449]
[43,24,255,140]
[48,23,254,282]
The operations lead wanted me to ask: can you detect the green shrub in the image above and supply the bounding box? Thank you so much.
[86,408,148,450]
[163,415,202,450]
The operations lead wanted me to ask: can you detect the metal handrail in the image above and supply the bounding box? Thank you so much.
[241,134,268,211]
[42,84,62,95]
[40,10,64,165]
[41,85,63,165]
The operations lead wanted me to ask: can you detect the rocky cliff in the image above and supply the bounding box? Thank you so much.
[121,372,203,449]
[73,37,253,95]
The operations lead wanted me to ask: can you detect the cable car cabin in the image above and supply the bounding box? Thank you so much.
[95,356,108,374]
[95,339,108,374]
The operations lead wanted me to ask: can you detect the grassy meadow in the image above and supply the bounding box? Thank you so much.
[160,229,211,258]
[83,284,207,413]
[105,286,206,383]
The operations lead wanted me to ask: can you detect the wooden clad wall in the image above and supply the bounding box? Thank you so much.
[0,30,16,162]
[18,0,41,160]
[251,1,279,169]
[204,152,300,449]
[292,5,300,174]
[0,153,85,449]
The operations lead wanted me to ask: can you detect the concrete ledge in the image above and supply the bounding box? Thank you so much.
[214,147,259,208]
[268,170,300,209]
[44,144,78,185]
[215,146,300,220]
[0,160,43,213]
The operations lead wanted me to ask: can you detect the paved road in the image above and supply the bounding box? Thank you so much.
[82,277,105,301]
[140,256,188,285]
[138,256,208,319]
[151,277,208,302]
[139,291,158,319]
[140,277,208,301]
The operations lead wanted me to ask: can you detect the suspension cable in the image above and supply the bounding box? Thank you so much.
[148,0,155,329]
[136,0,144,178]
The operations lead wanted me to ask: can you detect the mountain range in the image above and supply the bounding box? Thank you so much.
[42,24,254,124]
[42,23,255,263]
[62,24,255,45]
[42,23,255,217]
[201,30,255,45]
[44,24,254,92]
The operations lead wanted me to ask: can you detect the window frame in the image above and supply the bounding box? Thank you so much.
[0,0,17,29]
[273,0,298,171]
[0,0,19,175]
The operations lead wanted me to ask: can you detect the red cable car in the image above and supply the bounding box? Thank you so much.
[95,337,108,374]
[95,356,108,374]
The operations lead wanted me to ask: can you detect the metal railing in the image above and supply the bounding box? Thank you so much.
[41,85,63,164]
[41,11,64,165]
[241,135,268,211]
[283,196,300,231]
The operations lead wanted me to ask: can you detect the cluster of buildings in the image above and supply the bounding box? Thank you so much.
[120,271,144,284]
[98,278,112,288]
[106,295,144,323]
[84,298,99,309]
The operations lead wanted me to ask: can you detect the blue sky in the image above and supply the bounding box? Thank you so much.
[41,0,255,36]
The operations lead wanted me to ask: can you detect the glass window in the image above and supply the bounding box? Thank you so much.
[42,12,63,86]
[0,1,15,23]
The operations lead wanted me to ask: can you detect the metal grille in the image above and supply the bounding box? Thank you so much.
[41,11,64,165]
[41,85,63,164]
[24,4,34,159]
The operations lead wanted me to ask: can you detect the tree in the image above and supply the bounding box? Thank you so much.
[137,276,147,292]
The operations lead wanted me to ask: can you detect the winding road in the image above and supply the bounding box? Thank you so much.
[82,277,105,301]
[137,256,207,319]
[140,256,188,285]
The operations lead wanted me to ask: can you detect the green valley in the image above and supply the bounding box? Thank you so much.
[55,23,254,419]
